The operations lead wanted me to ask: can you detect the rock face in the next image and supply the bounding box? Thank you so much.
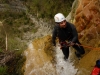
[24,35,56,75]
[75,0,100,38]
[74,0,100,75]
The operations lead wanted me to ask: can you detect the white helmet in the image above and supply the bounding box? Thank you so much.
[54,13,66,23]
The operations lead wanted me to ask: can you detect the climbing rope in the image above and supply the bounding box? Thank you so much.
[58,42,100,50]
[75,43,100,50]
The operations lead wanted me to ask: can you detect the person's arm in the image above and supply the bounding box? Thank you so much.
[70,24,78,43]
[52,26,57,46]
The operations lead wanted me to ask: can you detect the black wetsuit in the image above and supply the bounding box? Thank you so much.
[52,22,85,59]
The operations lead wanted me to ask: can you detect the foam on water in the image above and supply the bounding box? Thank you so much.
[55,45,78,75]
[24,43,78,75]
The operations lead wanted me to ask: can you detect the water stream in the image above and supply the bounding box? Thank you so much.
[24,40,78,75]
[23,14,78,75]
[55,44,78,75]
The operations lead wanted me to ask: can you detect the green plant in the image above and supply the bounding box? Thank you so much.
[7,37,27,51]
[0,66,8,75]
[25,0,74,19]
[0,49,3,53]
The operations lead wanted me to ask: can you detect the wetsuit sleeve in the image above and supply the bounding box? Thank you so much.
[70,24,78,43]
[52,26,57,46]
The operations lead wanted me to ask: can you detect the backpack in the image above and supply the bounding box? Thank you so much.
[91,60,100,75]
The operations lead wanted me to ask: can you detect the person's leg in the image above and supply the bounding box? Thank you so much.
[72,40,85,57]
[61,47,69,60]
[73,45,85,54]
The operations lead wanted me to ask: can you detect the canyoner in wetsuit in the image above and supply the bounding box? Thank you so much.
[52,13,85,60]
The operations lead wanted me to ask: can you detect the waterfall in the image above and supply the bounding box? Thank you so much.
[55,44,78,75]
[23,13,78,75]
[23,36,57,75]
[23,36,78,75]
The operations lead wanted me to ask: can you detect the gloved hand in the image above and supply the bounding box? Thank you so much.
[60,41,67,48]
[67,41,74,46]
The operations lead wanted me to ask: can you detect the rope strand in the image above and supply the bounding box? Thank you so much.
[58,42,100,50]
[75,43,100,50]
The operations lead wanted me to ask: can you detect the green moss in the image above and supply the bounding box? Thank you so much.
[0,66,8,75]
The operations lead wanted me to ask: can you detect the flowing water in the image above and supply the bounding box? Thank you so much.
[55,44,78,75]
[23,37,78,75]
[23,14,78,75]
[24,36,57,75]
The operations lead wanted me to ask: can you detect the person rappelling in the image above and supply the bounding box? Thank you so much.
[52,13,85,60]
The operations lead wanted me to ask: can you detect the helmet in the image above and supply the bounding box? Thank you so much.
[54,13,66,23]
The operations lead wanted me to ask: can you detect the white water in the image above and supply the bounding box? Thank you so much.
[24,42,78,75]
[55,44,78,75]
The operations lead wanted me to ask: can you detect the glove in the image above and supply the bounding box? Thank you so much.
[67,41,74,46]
[60,41,67,48]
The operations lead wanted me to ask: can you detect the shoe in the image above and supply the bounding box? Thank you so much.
[64,56,67,61]
[75,52,81,60]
